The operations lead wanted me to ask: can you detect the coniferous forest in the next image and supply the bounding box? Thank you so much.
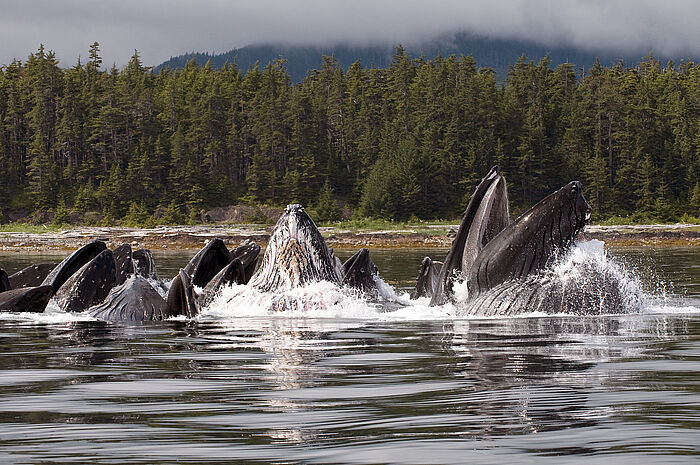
[0,43,699,226]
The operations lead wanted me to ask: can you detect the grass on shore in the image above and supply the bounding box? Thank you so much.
[317,217,457,233]
[0,219,457,236]
[595,213,700,226]
[0,223,73,233]
[1,214,699,235]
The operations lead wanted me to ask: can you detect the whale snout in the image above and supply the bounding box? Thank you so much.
[285,204,304,214]
[569,181,592,222]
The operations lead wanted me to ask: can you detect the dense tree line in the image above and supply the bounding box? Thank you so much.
[0,43,698,225]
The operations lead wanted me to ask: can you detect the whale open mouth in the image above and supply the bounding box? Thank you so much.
[430,166,510,305]
[426,167,592,305]
[248,204,342,293]
[467,179,592,296]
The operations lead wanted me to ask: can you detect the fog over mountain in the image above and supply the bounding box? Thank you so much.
[1,1,699,67]
[157,34,670,83]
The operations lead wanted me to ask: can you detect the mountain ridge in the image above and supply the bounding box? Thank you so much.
[155,32,698,81]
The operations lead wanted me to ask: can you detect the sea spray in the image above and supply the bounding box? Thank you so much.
[550,239,646,314]
[202,278,453,321]
[202,240,670,320]
[450,239,654,317]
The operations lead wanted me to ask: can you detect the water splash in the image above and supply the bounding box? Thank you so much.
[199,239,699,321]
[551,239,647,314]
[0,304,96,324]
[450,239,696,318]
[0,240,697,324]
[203,280,380,320]
[558,240,699,315]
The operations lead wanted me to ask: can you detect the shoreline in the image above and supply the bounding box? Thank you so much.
[1,223,699,252]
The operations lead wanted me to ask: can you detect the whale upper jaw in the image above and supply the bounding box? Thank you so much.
[248,204,343,293]
[466,180,591,297]
[429,168,592,306]
[430,166,511,305]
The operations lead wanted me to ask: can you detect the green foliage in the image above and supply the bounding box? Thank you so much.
[73,181,97,212]
[123,201,152,227]
[360,139,430,220]
[314,180,342,223]
[101,205,116,226]
[0,223,65,233]
[0,44,698,226]
[159,201,185,225]
[690,182,700,215]
[52,197,69,225]
[679,213,700,225]
[242,206,275,225]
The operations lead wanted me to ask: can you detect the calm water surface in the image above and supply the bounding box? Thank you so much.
[0,245,698,464]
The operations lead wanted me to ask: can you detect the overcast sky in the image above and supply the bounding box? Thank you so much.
[2,0,699,67]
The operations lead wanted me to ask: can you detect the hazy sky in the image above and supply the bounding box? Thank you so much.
[1,0,699,67]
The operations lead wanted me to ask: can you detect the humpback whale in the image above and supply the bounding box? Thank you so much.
[0,286,54,313]
[183,238,232,287]
[248,204,344,293]
[430,166,510,305]
[411,257,443,299]
[53,249,117,312]
[219,204,379,312]
[342,248,379,295]
[0,269,10,293]
[165,240,262,316]
[230,242,261,284]
[198,258,246,308]
[88,275,173,322]
[1,169,621,321]
[132,248,159,280]
[8,263,57,289]
[41,240,107,294]
[414,167,613,315]
[166,269,200,318]
[113,244,134,285]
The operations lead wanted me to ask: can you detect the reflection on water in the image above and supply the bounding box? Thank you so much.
[0,245,698,463]
[0,314,697,464]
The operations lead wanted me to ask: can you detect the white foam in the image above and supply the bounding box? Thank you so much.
[452,273,469,302]
[551,239,647,314]
[201,278,456,322]
[202,280,377,319]
[197,239,698,321]
[0,240,697,325]
[373,275,410,305]
[0,309,96,324]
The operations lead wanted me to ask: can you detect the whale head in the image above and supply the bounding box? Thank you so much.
[248,204,342,293]
[467,180,591,295]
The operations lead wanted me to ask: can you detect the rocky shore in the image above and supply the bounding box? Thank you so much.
[1,223,698,251]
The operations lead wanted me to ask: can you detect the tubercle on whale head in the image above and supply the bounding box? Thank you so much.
[554,181,591,240]
[285,203,304,213]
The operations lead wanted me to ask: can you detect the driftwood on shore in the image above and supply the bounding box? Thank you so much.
[1,224,699,252]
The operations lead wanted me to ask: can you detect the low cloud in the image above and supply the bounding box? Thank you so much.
[1,0,698,67]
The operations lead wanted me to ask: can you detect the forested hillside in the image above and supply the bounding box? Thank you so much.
[0,43,698,226]
[156,33,633,82]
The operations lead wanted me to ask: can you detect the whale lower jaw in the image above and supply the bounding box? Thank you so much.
[457,259,642,317]
[249,239,340,293]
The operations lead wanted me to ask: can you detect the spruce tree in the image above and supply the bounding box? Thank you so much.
[315,179,342,223]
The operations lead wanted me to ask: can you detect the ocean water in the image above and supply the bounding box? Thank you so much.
[0,242,698,464]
